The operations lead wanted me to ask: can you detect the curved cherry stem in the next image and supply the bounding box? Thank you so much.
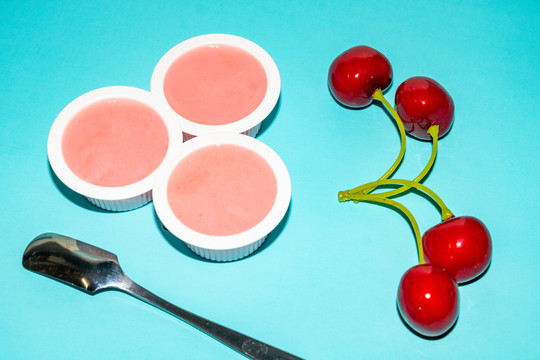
[339,179,455,221]
[349,125,440,198]
[351,194,425,264]
[359,89,406,194]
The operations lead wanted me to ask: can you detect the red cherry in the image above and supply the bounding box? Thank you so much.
[397,264,459,337]
[395,76,454,140]
[423,216,492,284]
[328,45,392,108]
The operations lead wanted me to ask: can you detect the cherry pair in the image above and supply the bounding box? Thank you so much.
[328,46,492,337]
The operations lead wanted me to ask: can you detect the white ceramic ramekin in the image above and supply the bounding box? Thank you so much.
[48,86,182,211]
[153,133,291,262]
[150,34,281,141]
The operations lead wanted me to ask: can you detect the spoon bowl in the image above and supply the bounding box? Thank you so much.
[23,233,126,293]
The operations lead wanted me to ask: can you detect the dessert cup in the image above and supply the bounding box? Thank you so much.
[48,86,182,211]
[153,133,291,261]
[151,34,280,141]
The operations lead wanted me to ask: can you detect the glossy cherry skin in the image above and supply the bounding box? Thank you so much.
[423,216,492,284]
[395,76,454,140]
[328,46,392,108]
[397,264,459,337]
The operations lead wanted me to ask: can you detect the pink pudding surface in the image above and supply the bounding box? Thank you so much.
[167,144,277,236]
[163,44,268,125]
[62,98,169,187]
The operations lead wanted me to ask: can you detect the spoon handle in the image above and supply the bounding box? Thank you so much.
[120,278,303,360]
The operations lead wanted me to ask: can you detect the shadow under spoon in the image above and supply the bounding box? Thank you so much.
[22,233,302,360]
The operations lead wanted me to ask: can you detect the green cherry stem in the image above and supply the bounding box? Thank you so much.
[351,193,425,264]
[349,125,440,198]
[358,89,407,194]
[339,179,455,221]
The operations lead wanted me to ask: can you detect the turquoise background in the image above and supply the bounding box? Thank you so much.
[1,0,539,359]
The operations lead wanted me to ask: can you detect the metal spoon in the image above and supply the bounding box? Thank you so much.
[23,233,302,360]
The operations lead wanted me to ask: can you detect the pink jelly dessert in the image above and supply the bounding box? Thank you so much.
[163,44,268,126]
[166,144,277,236]
[62,98,169,187]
